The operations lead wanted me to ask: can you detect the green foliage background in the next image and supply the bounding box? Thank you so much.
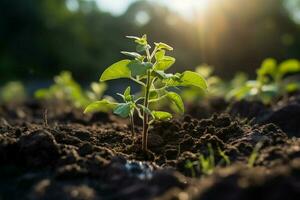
[0,0,300,84]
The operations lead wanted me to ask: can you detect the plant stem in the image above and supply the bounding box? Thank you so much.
[148,94,168,103]
[142,70,151,152]
[130,77,146,86]
[129,113,135,138]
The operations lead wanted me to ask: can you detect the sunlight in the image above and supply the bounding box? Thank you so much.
[169,0,212,18]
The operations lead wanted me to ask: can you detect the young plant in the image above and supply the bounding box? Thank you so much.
[228,58,300,104]
[199,143,215,175]
[35,71,108,108]
[248,141,263,168]
[0,81,27,104]
[185,144,230,177]
[84,34,207,152]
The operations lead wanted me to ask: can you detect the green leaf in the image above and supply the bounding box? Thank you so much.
[124,86,132,101]
[154,56,175,71]
[84,99,117,113]
[34,89,49,99]
[195,65,214,78]
[136,44,150,53]
[285,82,300,93]
[126,34,147,45]
[155,42,173,51]
[257,58,277,78]
[155,50,165,61]
[278,59,300,77]
[164,71,207,90]
[128,60,152,76]
[152,111,172,120]
[226,85,252,100]
[100,60,131,81]
[113,103,132,118]
[121,51,142,59]
[167,92,184,113]
[152,70,176,79]
[180,71,207,89]
[126,36,140,40]
[149,90,159,100]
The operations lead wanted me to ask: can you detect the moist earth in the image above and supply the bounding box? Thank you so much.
[0,99,300,200]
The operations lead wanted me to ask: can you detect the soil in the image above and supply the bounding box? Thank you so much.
[1,97,300,200]
[229,94,300,137]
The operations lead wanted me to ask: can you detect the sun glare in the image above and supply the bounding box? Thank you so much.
[169,0,212,18]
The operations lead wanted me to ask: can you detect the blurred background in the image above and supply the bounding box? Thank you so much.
[0,0,299,92]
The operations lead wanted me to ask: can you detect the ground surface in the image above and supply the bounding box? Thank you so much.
[1,97,300,200]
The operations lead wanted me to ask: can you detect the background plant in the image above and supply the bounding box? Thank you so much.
[85,34,207,152]
[185,144,230,177]
[228,58,300,104]
[0,81,27,104]
[181,65,226,103]
[35,71,108,109]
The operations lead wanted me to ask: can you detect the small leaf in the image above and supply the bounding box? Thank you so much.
[226,85,252,100]
[126,35,147,45]
[152,111,172,120]
[152,70,175,79]
[136,44,150,52]
[195,65,214,78]
[121,51,142,59]
[285,82,300,93]
[124,86,131,97]
[257,58,277,78]
[124,86,132,101]
[34,89,49,99]
[154,56,175,71]
[278,59,300,77]
[100,60,131,81]
[126,36,140,40]
[149,90,159,100]
[128,60,152,76]
[155,42,173,51]
[84,99,117,113]
[155,50,165,61]
[113,103,132,118]
[167,92,184,113]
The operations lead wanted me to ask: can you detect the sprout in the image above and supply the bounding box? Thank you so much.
[84,34,207,152]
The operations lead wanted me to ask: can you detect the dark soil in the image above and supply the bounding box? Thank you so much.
[229,94,300,137]
[1,98,300,200]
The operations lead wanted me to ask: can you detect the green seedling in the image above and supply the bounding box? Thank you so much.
[185,144,230,177]
[248,141,263,168]
[199,144,215,175]
[84,34,207,152]
[185,160,196,178]
[228,58,300,104]
[0,81,27,104]
[218,146,231,166]
[35,71,108,108]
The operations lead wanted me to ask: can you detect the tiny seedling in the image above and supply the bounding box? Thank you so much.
[0,81,27,104]
[199,143,215,175]
[185,160,196,178]
[84,34,207,152]
[35,71,108,108]
[185,144,230,177]
[248,141,263,168]
[228,58,300,104]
